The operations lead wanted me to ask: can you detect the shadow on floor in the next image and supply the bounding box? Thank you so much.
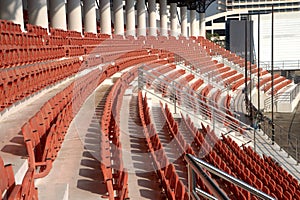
[1,132,27,157]
[76,87,111,196]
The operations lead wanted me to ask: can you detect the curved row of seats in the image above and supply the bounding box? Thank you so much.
[0,58,83,112]
[197,36,294,96]
[143,62,242,133]
[0,156,38,199]
[138,92,189,200]
[162,103,247,199]
[21,67,109,178]
[100,65,147,199]
[97,54,174,199]
[0,20,147,69]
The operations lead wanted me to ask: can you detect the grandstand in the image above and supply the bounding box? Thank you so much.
[0,0,300,200]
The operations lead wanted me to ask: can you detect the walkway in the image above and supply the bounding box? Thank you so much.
[119,91,162,199]
[35,83,112,200]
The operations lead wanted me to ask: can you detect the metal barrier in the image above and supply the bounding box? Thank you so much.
[261,60,300,71]
[264,84,300,112]
[185,154,276,200]
[260,113,300,164]
[138,64,254,137]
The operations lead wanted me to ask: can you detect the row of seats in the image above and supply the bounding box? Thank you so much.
[197,36,294,95]
[160,69,186,97]
[97,53,167,199]
[138,92,189,200]
[0,46,66,68]
[0,49,162,113]
[175,74,196,106]
[181,113,263,199]
[0,156,38,199]
[21,67,108,178]
[0,20,149,69]
[100,66,143,199]
[160,102,249,199]
[145,63,176,88]
[0,20,22,33]
[0,58,83,112]
[220,135,300,199]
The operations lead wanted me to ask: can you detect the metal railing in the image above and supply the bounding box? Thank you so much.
[261,60,300,71]
[185,154,276,200]
[138,64,254,137]
[264,83,300,112]
[260,112,300,164]
[139,62,300,168]
[174,55,226,92]
[176,62,227,92]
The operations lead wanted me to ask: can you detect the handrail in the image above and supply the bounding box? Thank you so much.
[176,62,227,92]
[260,60,300,71]
[195,188,218,200]
[185,154,276,200]
[138,64,255,138]
[264,83,300,112]
[186,154,229,200]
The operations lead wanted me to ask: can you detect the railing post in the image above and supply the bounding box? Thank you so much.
[296,139,299,165]
[254,128,256,152]
[286,131,290,158]
[173,81,177,114]
[188,164,195,200]
[138,65,144,90]
[212,109,215,133]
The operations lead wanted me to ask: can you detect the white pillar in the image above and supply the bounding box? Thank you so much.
[0,0,24,30]
[200,12,206,38]
[170,3,178,37]
[113,0,124,35]
[125,0,135,37]
[148,0,156,36]
[83,0,97,33]
[100,0,111,35]
[190,9,199,37]
[159,0,168,37]
[137,0,146,37]
[49,0,67,30]
[28,0,48,29]
[180,6,187,37]
[67,0,82,33]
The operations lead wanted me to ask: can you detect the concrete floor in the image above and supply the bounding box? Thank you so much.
[120,93,163,200]
[35,84,112,200]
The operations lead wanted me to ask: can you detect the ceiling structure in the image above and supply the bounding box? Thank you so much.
[166,0,216,13]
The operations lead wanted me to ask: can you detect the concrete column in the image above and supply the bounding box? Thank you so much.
[49,0,67,30]
[0,0,24,30]
[199,12,206,38]
[125,0,135,37]
[159,0,168,37]
[100,0,111,35]
[170,3,178,37]
[190,9,199,37]
[28,0,48,29]
[67,0,82,33]
[180,6,187,37]
[83,0,96,33]
[148,0,156,36]
[113,0,124,35]
[137,0,146,36]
